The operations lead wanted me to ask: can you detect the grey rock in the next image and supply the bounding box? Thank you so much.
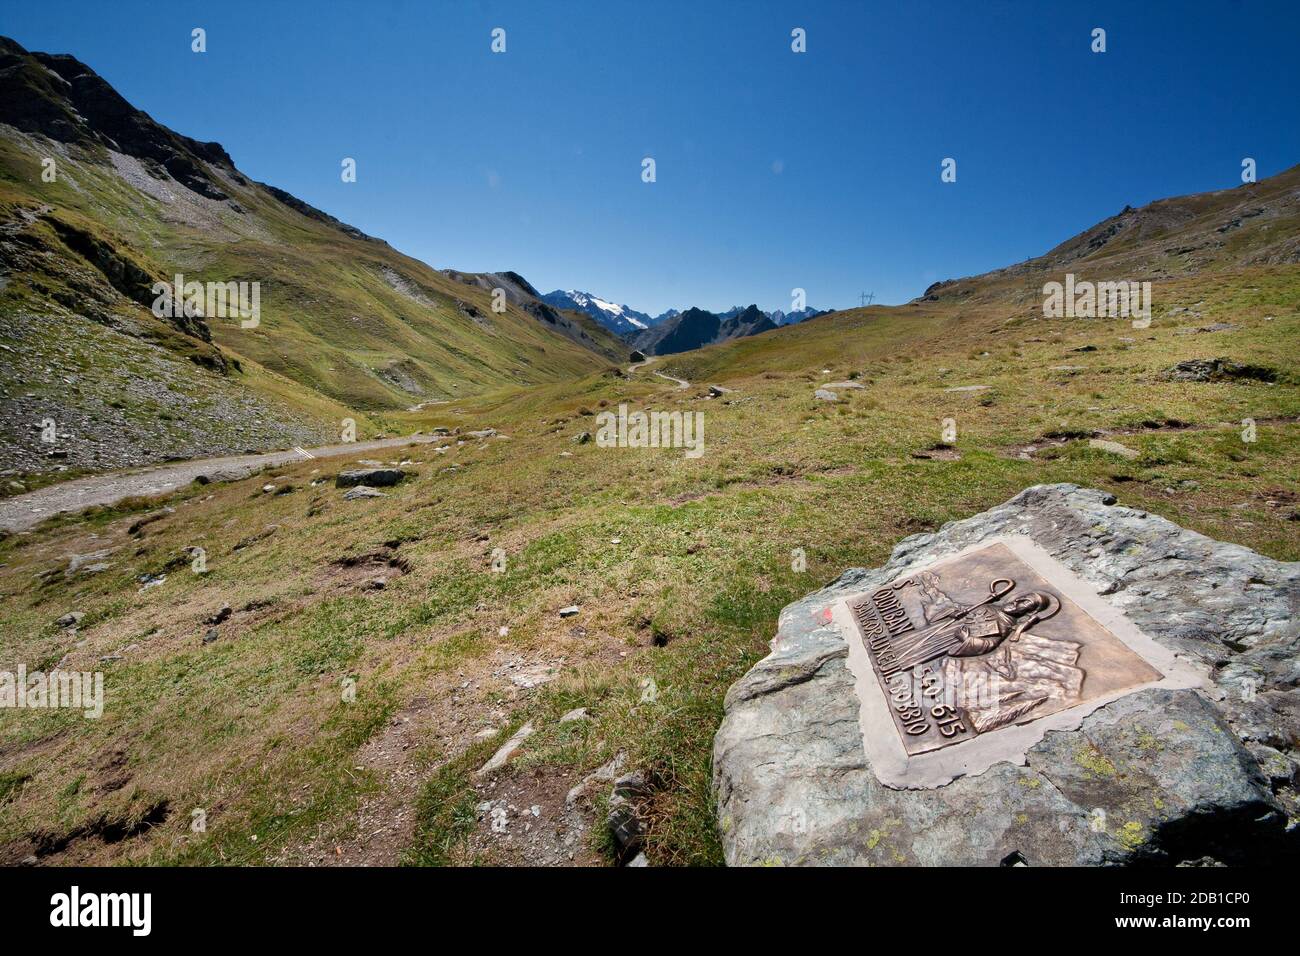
[476,721,534,775]
[66,549,114,575]
[1088,438,1140,459]
[55,611,84,628]
[336,468,407,488]
[1175,323,1239,335]
[814,388,838,402]
[608,770,651,859]
[714,483,1299,866]
[1161,358,1277,383]
[566,751,626,806]
[558,605,580,618]
[342,486,388,500]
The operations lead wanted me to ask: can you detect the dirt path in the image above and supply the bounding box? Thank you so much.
[627,356,690,390]
[0,435,437,533]
[653,370,690,390]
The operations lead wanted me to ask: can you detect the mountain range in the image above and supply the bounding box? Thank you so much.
[539,289,662,336]
[541,288,826,351]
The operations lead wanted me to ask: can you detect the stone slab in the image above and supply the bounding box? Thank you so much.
[713,484,1299,865]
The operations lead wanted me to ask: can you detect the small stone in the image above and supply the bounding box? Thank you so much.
[814,388,838,402]
[558,605,580,618]
[476,722,534,775]
[343,486,388,500]
[607,770,650,859]
[1088,438,1140,459]
[202,628,220,644]
[559,707,589,723]
[55,611,84,628]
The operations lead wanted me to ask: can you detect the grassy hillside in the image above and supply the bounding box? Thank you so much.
[0,36,623,481]
[1,243,1294,866]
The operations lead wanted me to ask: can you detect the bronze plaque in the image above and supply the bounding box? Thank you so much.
[848,542,1163,756]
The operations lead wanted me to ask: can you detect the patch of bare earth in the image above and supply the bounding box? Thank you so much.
[465,765,604,866]
[273,638,615,866]
[272,694,442,866]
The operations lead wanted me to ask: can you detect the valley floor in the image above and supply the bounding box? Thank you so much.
[0,268,1296,866]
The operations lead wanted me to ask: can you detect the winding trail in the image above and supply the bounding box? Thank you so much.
[0,435,437,534]
[626,355,691,390]
[653,370,691,390]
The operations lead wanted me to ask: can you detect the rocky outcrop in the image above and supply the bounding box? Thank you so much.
[335,468,408,488]
[714,484,1299,866]
[0,36,234,199]
[1161,358,1279,383]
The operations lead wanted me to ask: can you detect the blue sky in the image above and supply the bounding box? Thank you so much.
[4,1,1298,315]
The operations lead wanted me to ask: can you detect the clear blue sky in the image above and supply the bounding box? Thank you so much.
[4,1,1297,314]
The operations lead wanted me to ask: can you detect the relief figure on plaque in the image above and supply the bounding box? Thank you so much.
[890,571,1085,734]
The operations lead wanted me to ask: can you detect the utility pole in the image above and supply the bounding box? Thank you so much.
[858,291,875,308]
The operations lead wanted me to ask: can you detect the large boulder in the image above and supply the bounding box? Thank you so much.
[714,484,1299,866]
[335,468,407,488]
